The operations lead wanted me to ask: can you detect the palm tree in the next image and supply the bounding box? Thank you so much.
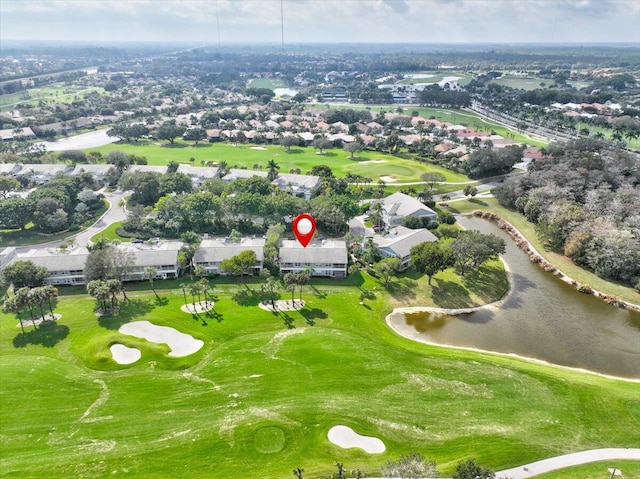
[292,467,304,479]
[180,283,188,307]
[3,297,24,333]
[267,159,280,181]
[217,160,228,178]
[15,287,36,327]
[41,285,58,319]
[144,267,158,298]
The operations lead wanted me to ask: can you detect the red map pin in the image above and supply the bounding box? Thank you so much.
[292,213,316,248]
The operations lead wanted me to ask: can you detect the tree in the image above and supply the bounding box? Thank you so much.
[420,172,446,190]
[0,176,20,199]
[14,287,37,327]
[463,185,478,197]
[145,267,158,298]
[411,241,454,285]
[283,272,298,304]
[3,296,25,333]
[87,279,110,312]
[281,135,299,152]
[155,120,186,144]
[220,250,257,282]
[344,141,363,159]
[450,230,506,276]
[381,453,437,479]
[312,136,333,154]
[292,467,304,479]
[2,260,48,288]
[452,459,494,479]
[85,243,135,282]
[58,149,87,165]
[266,159,280,181]
[183,126,207,145]
[167,160,180,173]
[374,257,401,287]
[0,197,34,230]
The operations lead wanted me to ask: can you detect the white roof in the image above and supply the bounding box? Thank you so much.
[194,237,265,263]
[279,239,348,264]
[118,241,183,267]
[15,247,90,271]
[373,226,438,259]
[382,192,436,218]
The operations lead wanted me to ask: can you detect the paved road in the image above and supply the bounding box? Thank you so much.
[37,129,120,151]
[496,448,640,479]
[16,189,129,252]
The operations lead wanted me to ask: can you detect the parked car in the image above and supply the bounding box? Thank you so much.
[131,238,144,244]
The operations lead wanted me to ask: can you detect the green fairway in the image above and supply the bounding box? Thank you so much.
[88,142,470,183]
[0,82,105,112]
[488,76,550,91]
[1,266,639,478]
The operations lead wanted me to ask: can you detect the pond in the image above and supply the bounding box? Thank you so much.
[388,216,640,379]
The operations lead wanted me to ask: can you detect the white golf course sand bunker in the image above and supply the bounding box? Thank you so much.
[258,299,305,312]
[360,159,387,165]
[118,321,204,357]
[109,343,141,364]
[250,146,268,150]
[327,425,385,454]
[379,175,396,182]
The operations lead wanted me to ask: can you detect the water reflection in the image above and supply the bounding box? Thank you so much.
[391,216,640,379]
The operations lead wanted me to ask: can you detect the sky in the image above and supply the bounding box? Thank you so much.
[1,0,639,45]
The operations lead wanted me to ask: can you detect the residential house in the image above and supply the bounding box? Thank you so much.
[0,163,22,176]
[373,226,438,271]
[119,241,184,281]
[279,239,348,278]
[127,165,168,174]
[16,164,74,185]
[0,127,36,141]
[378,192,437,229]
[177,164,220,188]
[71,164,113,184]
[193,237,265,275]
[0,247,17,271]
[272,173,321,199]
[12,247,90,286]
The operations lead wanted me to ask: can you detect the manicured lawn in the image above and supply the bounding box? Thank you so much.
[488,76,549,91]
[88,142,471,184]
[0,82,105,112]
[1,268,639,478]
[89,221,129,243]
[247,78,289,89]
[534,460,640,479]
[450,197,640,305]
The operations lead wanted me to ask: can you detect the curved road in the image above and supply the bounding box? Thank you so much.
[496,448,640,479]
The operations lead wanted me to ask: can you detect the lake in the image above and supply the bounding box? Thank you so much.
[388,216,640,379]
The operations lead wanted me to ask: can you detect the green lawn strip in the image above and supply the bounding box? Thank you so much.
[87,142,471,183]
[450,197,640,305]
[1,266,639,478]
[247,78,289,89]
[488,76,549,91]
[89,221,129,243]
[532,460,640,479]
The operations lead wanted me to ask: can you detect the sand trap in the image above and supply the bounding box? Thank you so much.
[328,425,385,454]
[118,321,204,357]
[110,343,141,364]
[360,159,387,165]
[250,146,268,150]
[379,175,396,182]
[180,301,215,314]
[16,313,61,328]
[258,299,305,312]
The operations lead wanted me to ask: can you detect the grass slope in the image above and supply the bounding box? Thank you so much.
[88,142,470,184]
[1,267,639,478]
